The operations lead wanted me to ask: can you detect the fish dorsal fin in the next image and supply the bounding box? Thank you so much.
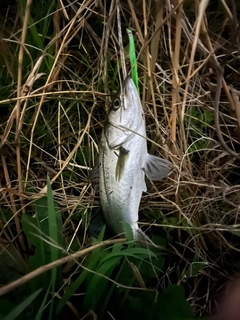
[88,208,106,238]
[142,154,172,181]
[89,159,100,194]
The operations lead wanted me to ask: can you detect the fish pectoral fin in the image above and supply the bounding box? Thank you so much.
[115,147,129,181]
[142,154,172,181]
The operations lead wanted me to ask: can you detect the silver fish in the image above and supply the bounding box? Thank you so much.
[98,77,171,244]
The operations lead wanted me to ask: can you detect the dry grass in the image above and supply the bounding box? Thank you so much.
[1,0,240,318]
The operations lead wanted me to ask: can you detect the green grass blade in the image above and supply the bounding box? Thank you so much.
[21,179,63,318]
[2,289,42,320]
[56,227,107,314]
[83,256,121,311]
[56,257,99,315]
[46,175,60,320]
[21,210,49,291]
[28,15,44,50]
[35,283,51,320]
[83,244,157,313]
[122,221,134,245]
[42,1,56,38]
[127,28,139,94]
[99,247,157,265]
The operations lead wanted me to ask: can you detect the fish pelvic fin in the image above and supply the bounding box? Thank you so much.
[115,147,129,181]
[133,228,157,247]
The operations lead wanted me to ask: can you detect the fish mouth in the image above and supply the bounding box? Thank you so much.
[116,76,134,110]
[122,76,141,112]
[123,76,135,95]
[123,76,133,86]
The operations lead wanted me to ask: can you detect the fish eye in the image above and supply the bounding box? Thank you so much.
[112,98,121,111]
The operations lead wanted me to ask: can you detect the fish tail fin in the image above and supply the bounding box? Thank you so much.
[134,228,157,247]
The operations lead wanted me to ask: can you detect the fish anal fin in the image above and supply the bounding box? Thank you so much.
[142,154,172,181]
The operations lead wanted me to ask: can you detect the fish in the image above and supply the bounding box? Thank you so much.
[97,76,172,244]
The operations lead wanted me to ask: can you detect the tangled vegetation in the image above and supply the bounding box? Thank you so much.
[1,0,240,319]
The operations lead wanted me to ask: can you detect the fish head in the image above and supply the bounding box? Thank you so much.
[105,76,144,149]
